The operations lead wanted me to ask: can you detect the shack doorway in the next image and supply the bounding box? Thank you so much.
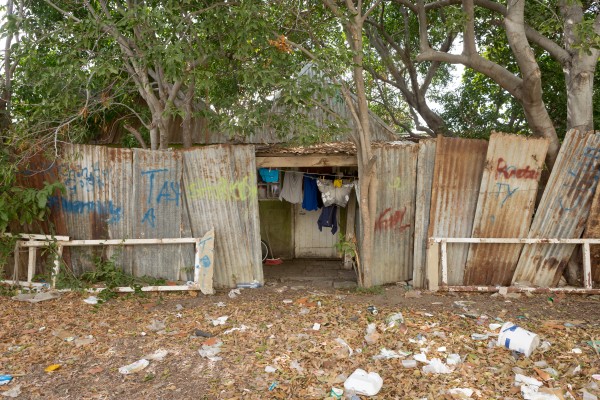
[255,147,359,286]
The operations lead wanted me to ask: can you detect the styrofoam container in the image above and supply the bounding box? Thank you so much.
[343,368,383,396]
[497,322,540,357]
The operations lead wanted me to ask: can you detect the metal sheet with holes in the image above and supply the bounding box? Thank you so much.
[463,133,548,285]
[371,143,418,285]
[412,139,437,288]
[427,136,488,285]
[131,149,189,280]
[513,130,600,287]
[182,145,262,288]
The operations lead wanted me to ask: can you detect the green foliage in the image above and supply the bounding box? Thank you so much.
[335,232,356,258]
[352,285,384,295]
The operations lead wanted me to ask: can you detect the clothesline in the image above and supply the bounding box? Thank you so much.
[259,168,358,181]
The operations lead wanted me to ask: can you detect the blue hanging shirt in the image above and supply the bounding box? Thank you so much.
[259,168,279,183]
[302,174,320,211]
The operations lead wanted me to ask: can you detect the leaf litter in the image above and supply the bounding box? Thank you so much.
[0,287,598,398]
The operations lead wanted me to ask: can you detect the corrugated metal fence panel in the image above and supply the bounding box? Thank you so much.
[464,134,548,285]
[105,148,134,275]
[513,130,600,286]
[412,139,437,288]
[427,136,488,285]
[56,144,110,274]
[183,145,263,288]
[584,163,600,284]
[131,149,187,280]
[371,143,418,285]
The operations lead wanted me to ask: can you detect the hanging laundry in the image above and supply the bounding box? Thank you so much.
[279,171,303,204]
[318,205,338,234]
[259,168,279,183]
[333,178,343,188]
[317,179,354,207]
[302,174,320,211]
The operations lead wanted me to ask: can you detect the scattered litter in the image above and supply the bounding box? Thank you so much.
[45,364,61,373]
[175,304,183,311]
[83,296,98,305]
[489,323,502,330]
[265,366,277,373]
[367,305,378,315]
[237,281,261,288]
[582,390,598,400]
[147,319,166,332]
[343,369,383,396]
[198,339,223,362]
[0,384,21,398]
[193,329,213,338]
[571,348,582,354]
[118,359,149,374]
[471,333,489,340]
[364,323,380,345]
[299,307,310,315]
[290,360,304,373]
[593,374,600,381]
[74,336,96,347]
[422,358,453,374]
[447,354,462,365]
[385,312,404,329]
[437,346,447,352]
[330,387,344,398]
[216,302,226,307]
[282,299,293,304]
[402,359,417,368]
[268,381,278,391]
[211,316,228,326]
[144,349,168,361]
[312,323,321,331]
[414,353,428,363]
[497,322,540,357]
[447,388,474,398]
[0,375,13,386]
[587,340,600,351]
[12,292,59,303]
[539,341,552,352]
[223,325,248,335]
[275,286,288,293]
[335,338,353,357]
[372,348,404,360]
[228,289,241,299]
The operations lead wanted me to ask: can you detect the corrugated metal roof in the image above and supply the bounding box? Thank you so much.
[464,133,548,285]
[182,145,263,288]
[427,136,488,285]
[513,130,600,286]
[412,139,437,288]
[371,143,419,285]
[131,149,188,280]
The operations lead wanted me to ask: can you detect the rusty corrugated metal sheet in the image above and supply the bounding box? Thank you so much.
[371,143,418,285]
[182,145,263,288]
[513,130,600,286]
[104,148,134,275]
[131,149,188,280]
[427,136,488,285]
[55,144,111,274]
[584,163,600,284]
[464,133,548,285]
[412,139,436,288]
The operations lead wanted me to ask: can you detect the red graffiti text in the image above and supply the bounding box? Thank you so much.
[375,207,410,232]
[496,158,540,180]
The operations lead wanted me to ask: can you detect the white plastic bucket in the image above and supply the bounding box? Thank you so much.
[497,322,540,357]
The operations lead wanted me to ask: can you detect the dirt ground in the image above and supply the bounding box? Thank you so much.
[1,283,599,399]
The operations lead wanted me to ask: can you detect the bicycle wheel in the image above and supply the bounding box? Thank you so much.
[261,239,269,262]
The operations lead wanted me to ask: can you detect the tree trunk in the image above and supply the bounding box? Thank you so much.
[561,1,599,133]
[150,126,159,150]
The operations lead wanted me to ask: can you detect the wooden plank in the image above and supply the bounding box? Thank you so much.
[426,242,439,291]
[256,155,357,168]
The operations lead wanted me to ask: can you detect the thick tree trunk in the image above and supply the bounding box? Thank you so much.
[565,62,596,133]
